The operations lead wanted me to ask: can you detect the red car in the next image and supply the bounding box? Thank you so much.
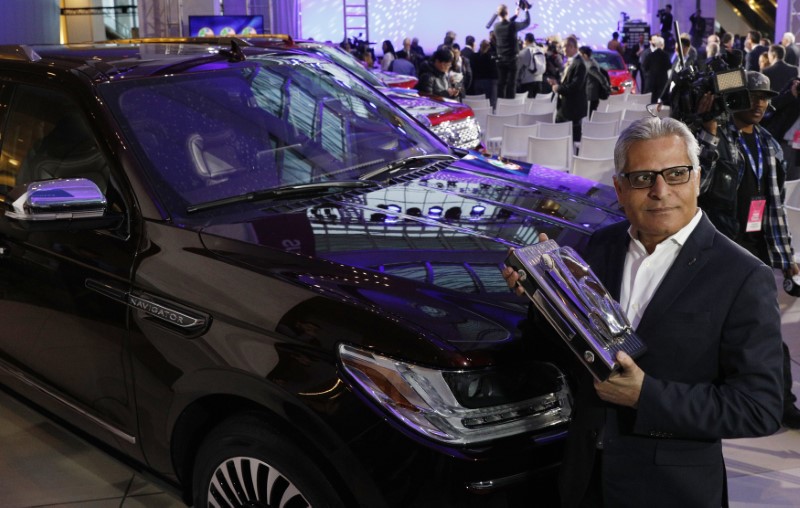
[592,49,638,95]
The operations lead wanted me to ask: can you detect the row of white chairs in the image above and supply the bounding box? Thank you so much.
[464,94,557,117]
[783,179,800,263]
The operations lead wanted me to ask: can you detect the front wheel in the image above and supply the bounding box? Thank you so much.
[192,413,346,508]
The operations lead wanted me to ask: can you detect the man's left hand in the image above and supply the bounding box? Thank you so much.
[785,262,800,279]
[594,351,644,408]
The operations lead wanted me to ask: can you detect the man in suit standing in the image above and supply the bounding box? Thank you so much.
[547,35,587,141]
[781,32,800,66]
[763,44,800,92]
[643,36,671,102]
[503,116,784,507]
[745,30,768,71]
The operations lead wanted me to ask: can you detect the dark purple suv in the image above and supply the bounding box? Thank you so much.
[0,40,623,507]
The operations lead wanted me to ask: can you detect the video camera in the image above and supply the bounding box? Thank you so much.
[518,0,532,9]
[669,22,750,126]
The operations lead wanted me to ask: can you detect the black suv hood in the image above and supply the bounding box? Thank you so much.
[199,160,624,365]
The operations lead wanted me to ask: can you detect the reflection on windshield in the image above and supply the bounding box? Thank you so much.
[102,53,445,215]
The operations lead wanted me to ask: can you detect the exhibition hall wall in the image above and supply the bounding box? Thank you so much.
[301,0,647,52]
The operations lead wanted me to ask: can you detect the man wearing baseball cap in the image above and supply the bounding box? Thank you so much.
[696,71,800,428]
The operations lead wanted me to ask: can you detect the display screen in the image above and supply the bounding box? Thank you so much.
[189,15,264,37]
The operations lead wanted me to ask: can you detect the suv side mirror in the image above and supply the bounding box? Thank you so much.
[3,178,121,231]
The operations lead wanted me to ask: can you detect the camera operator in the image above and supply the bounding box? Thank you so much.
[695,71,800,429]
[493,2,531,99]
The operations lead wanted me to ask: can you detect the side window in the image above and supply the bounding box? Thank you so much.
[0,85,110,194]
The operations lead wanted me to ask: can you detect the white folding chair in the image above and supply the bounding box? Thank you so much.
[603,101,629,112]
[465,93,489,101]
[484,113,520,153]
[496,97,526,106]
[470,106,492,136]
[533,91,554,101]
[537,121,572,139]
[581,119,620,138]
[578,136,618,159]
[500,124,540,160]
[526,99,557,117]
[516,92,530,100]
[591,109,623,123]
[607,93,628,105]
[463,97,491,110]
[495,102,527,116]
[519,112,556,125]
[527,135,572,171]
[785,179,800,208]
[626,92,653,105]
[619,118,636,132]
[571,156,616,183]
[621,108,653,123]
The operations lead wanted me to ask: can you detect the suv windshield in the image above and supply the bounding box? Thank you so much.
[101,52,446,215]
[298,43,384,87]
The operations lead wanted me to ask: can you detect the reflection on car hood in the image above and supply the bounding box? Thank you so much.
[199,160,623,363]
[382,88,474,126]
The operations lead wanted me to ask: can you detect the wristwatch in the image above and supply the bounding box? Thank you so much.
[697,129,719,147]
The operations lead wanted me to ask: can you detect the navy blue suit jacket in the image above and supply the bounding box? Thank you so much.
[554,214,783,508]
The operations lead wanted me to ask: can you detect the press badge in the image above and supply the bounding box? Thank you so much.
[746,198,766,232]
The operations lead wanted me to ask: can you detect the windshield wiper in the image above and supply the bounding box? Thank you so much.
[186,180,379,214]
[358,154,457,182]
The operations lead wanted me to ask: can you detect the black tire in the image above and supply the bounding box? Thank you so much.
[192,413,347,508]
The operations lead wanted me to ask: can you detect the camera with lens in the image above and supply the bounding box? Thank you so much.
[518,0,532,10]
[669,56,751,126]
[657,8,665,15]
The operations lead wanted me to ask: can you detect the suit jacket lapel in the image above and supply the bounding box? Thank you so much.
[635,215,715,331]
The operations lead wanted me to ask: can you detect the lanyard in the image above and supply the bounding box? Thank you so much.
[737,131,764,194]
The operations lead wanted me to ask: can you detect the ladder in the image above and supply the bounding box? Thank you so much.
[343,0,369,44]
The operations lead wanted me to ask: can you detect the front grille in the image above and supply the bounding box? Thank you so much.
[430,116,481,150]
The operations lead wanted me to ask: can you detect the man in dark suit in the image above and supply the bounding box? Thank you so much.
[781,32,800,66]
[763,44,800,92]
[547,35,587,141]
[745,30,768,71]
[503,116,784,507]
[643,36,671,101]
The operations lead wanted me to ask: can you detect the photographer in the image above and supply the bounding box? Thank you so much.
[696,71,800,429]
[493,1,531,99]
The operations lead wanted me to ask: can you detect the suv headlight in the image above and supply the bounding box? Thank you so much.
[338,344,571,445]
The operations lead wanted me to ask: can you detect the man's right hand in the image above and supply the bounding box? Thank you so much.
[502,233,549,296]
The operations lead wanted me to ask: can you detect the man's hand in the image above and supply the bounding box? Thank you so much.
[594,351,645,408]
[501,233,549,296]
[785,262,800,279]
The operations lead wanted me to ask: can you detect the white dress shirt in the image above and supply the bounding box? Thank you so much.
[619,210,703,329]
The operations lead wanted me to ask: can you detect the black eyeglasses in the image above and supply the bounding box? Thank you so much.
[618,165,694,189]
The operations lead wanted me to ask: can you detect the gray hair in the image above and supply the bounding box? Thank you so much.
[614,117,700,175]
[783,32,796,45]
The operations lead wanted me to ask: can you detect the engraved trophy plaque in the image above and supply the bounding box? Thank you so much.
[505,240,646,381]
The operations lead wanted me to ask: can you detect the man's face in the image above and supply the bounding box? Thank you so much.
[564,42,577,57]
[613,135,699,250]
[733,92,771,126]
[745,34,753,50]
[707,35,719,45]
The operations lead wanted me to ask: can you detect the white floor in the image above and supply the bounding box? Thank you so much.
[0,278,798,507]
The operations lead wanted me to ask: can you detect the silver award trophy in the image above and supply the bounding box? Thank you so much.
[506,240,646,381]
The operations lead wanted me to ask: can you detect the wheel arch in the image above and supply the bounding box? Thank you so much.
[167,369,384,507]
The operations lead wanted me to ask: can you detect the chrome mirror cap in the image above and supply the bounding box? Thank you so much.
[5,178,107,221]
